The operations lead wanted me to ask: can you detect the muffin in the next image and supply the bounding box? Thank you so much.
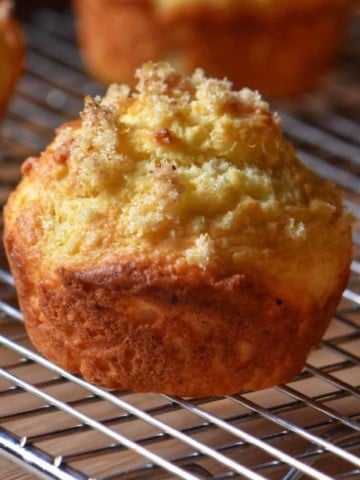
[4,63,352,396]
[0,0,24,119]
[73,0,356,97]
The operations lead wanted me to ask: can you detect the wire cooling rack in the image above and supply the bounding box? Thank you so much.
[0,2,359,479]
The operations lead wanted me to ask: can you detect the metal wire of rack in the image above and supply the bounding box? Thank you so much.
[0,2,359,479]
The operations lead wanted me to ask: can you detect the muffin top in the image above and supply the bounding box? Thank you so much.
[7,62,351,305]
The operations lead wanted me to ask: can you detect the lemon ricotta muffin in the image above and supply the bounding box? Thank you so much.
[4,63,352,396]
[73,0,356,97]
[0,0,24,119]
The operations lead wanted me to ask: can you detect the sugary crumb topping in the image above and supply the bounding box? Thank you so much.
[11,62,351,301]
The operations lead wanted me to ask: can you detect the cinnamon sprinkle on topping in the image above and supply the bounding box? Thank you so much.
[21,156,38,175]
[153,128,172,144]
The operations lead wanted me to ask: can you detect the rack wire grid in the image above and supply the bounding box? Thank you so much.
[0,2,359,479]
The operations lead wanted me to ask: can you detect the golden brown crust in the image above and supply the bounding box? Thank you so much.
[73,0,355,97]
[4,229,350,396]
[0,0,24,119]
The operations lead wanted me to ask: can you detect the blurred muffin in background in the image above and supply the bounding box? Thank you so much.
[72,0,356,97]
[0,0,24,119]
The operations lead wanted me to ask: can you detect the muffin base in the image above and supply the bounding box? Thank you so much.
[73,0,354,97]
[5,232,350,397]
